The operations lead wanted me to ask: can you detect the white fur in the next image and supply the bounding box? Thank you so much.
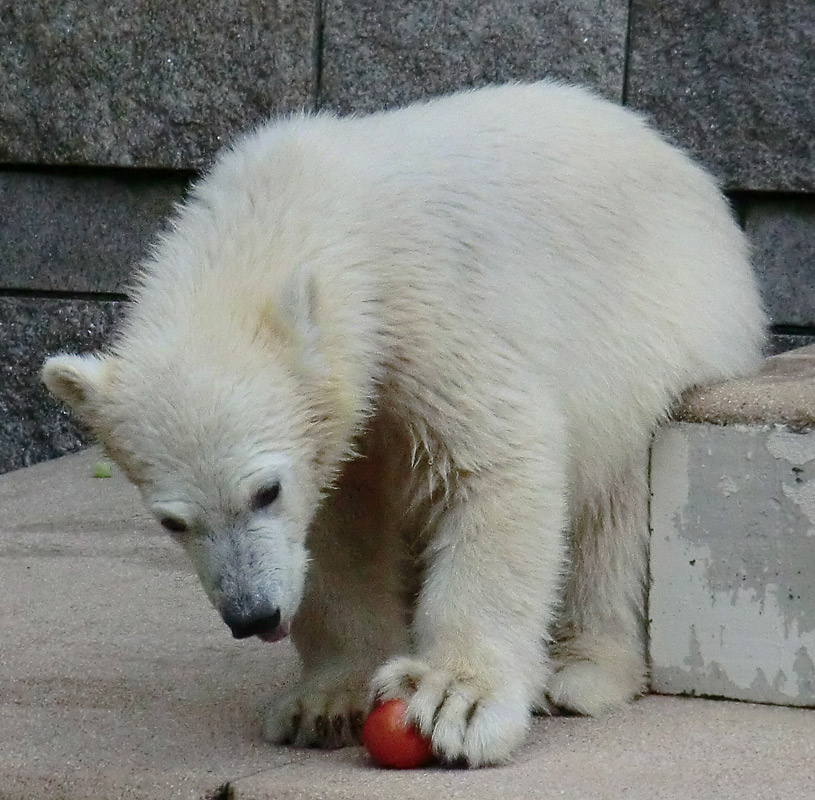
[41,81,766,766]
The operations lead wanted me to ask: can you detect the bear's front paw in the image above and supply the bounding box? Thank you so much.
[370,656,530,767]
[263,671,370,748]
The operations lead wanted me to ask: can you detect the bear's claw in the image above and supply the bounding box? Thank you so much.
[370,656,530,767]
[263,674,369,748]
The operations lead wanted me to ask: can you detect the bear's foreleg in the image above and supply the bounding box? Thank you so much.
[263,477,411,748]
[370,459,566,766]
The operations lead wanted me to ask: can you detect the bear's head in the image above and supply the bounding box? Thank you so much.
[40,277,363,643]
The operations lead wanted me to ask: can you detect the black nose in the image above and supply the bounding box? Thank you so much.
[222,601,281,639]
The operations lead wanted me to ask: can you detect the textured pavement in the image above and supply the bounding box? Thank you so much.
[1,450,813,799]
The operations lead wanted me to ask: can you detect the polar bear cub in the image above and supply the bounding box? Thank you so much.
[42,82,766,766]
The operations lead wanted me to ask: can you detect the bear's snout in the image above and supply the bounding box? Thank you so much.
[221,598,282,640]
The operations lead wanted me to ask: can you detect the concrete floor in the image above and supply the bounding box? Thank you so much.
[2,450,813,799]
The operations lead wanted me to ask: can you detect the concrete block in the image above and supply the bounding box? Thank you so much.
[650,422,815,707]
[744,197,815,328]
[320,0,627,114]
[0,1,316,169]
[627,0,815,190]
[0,170,187,293]
[650,346,815,706]
[0,296,122,474]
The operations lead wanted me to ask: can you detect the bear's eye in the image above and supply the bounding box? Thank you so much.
[160,516,188,535]
[251,482,281,511]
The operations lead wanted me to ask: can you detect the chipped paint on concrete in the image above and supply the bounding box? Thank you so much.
[766,429,815,465]
[767,429,815,537]
[649,422,815,707]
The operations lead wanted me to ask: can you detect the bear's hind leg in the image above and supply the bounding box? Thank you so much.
[546,447,651,715]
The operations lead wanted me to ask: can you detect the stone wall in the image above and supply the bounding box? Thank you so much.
[1,0,814,474]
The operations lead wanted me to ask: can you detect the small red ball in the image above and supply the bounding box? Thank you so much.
[362,699,434,769]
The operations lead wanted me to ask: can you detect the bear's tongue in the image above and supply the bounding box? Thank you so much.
[257,621,290,643]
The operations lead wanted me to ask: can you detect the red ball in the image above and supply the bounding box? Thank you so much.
[362,699,434,769]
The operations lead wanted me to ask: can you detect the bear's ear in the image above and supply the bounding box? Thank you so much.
[281,262,319,342]
[41,354,111,423]
[279,263,324,369]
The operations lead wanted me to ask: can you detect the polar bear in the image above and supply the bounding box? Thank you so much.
[42,81,766,766]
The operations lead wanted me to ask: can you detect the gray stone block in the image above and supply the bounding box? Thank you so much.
[0,170,188,293]
[627,1,815,191]
[767,335,815,358]
[0,1,316,169]
[744,197,815,328]
[0,296,123,474]
[320,0,627,114]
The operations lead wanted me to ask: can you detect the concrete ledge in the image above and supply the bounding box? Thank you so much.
[651,346,815,706]
[676,344,815,429]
